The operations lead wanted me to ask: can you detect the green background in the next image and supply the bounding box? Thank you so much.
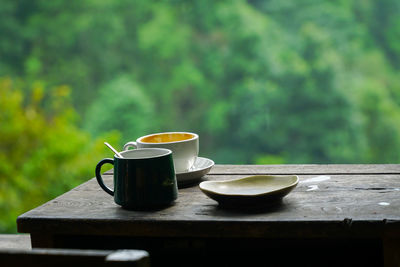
[1,0,399,232]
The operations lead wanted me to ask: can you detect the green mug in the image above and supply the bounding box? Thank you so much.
[95,148,178,210]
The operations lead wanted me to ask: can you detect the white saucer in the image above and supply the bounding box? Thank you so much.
[176,157,214,185]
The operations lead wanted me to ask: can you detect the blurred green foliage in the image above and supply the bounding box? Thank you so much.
[0,78,118,232]
[0,0,400,232]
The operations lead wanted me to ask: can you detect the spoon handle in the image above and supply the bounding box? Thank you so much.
[104,142,123,158]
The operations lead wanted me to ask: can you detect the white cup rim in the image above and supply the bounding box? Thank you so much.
[137,132,198,145]
[119,148,172,159]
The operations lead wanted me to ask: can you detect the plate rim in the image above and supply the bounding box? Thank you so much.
[176,157,215,183]
[176,157,214,175]
[199,175,299,197]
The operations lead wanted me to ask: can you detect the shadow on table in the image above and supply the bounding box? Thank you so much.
[198,198,291,217]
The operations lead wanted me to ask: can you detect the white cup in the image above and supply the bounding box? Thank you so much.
[123,132,199,173]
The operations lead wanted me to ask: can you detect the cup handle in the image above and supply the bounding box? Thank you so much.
[123,141,137,150]
[95,158,114,196]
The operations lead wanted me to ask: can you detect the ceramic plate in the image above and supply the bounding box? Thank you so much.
[176,157,214,186]
[199,175,299,206]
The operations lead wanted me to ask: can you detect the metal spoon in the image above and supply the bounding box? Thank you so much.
[104,142,123,158]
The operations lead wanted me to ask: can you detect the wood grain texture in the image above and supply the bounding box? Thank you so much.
[105,164,400,175]
[383,238,400,267]
[0,248,150,267]
[0,235,31,250]
[17,165,400,240]
[210,164,400,175]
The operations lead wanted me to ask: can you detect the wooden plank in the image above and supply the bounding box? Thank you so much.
[30,234,55,248]
[0,235,31,250]
[28,234,382,267]
[0,248,150,267]
[106,164,400,175]
[210,164,400,175]
[17,173,400,240]
[383,238,400,267]
[105,164,400,175]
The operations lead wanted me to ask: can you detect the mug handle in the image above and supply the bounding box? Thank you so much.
[95,158,114,196]
[123,141,137,150]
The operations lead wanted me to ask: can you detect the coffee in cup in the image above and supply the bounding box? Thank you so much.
[123,132,199,173]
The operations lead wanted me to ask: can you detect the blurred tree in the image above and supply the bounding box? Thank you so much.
[353,0,400,68]
[84,75,155,146]
[349,51,400,163]
[0,77,119,233]
[0,0,399,165]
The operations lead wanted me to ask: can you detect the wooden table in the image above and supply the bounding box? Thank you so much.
[17,165,400,266]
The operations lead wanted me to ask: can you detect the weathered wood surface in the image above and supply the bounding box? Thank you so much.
[0,234,31,250]
[0,248,150,267]
[18,165,400,240]
[104,164,400,175]
[210,164,400,174]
